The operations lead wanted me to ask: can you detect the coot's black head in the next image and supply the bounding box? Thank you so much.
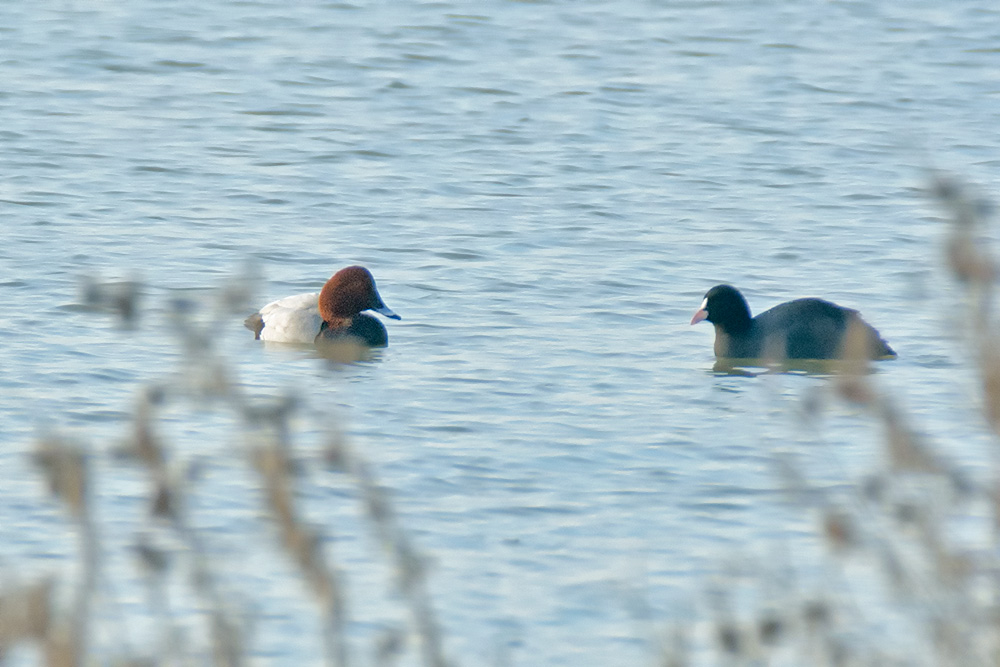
[690,284,753,333]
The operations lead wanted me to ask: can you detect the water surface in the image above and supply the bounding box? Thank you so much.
[2,1,999,664]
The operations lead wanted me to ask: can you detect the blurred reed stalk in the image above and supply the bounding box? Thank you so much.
[655,175,1000,666]
[14,178,1000,666]
[3,270,449,666]
[32,435,93,666]
[251,421,348,667]
[323,435,447,667]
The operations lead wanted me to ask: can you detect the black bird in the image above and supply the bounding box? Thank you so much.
[691,284,895,360]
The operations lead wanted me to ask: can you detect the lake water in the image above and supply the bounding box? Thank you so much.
[3,1,1000,664]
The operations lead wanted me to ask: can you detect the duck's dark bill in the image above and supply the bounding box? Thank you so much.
[374,305,400,320]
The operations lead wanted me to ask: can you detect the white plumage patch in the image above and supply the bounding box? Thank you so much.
[256,292,323,343]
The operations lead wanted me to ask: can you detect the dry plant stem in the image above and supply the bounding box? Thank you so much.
[34,273,445,665]
[940,180,1000,665]
[835,375,971,619]
[329,439,448,667]
[174,298,352,667]
[175,506,244,667]
[798,291,1000,665]
[0,579,53,659]
[253,437,348,667]
[190,276,450,666]
[132,392,244,667]
[136,537,184,666]
[792,174,1000,666]
[34,437,97,667]
[656,625,689,667]
[933,177,1000,526]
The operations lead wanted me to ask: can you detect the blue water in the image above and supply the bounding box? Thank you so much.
[3,1,999,664]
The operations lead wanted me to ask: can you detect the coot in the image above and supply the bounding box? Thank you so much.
[691,284,895,360]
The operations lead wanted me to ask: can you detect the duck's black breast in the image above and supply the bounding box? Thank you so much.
[316,313,388,348]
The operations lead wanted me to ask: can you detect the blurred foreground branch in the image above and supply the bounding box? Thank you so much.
[5,274,449,667]
[657,175,1000,667]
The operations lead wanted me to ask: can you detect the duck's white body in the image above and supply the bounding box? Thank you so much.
[256,292,322,343]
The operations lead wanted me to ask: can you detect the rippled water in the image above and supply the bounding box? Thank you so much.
[3,1,1000,664]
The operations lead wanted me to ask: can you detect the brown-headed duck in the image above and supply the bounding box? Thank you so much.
[245,266,399,347]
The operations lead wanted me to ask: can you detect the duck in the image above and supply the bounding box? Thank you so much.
[690,284,895,360]
[245,266,400,347]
